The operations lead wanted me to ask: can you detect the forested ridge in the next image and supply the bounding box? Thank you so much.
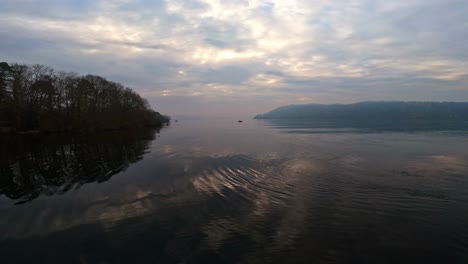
[254,101,468,120]
[0,61,169,133]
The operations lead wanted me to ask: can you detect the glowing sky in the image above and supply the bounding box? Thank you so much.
[1,0,467,117]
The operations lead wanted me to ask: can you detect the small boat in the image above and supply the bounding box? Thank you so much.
[238,120,243,123]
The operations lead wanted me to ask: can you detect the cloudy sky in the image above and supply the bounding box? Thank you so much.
[1,0,467,117]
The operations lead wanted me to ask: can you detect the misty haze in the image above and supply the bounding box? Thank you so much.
[1,0,468,263]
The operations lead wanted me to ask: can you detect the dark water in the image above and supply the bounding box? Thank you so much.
[1,119,468,263]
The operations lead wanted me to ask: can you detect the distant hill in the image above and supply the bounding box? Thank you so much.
[254,101,468,120]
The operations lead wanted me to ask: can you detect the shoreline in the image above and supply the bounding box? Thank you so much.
[0,123,170,136]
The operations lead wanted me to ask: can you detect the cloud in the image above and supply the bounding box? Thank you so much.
[1,0,467,116]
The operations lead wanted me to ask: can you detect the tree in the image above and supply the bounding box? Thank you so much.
[0,62,12,100]
[0,61,170,132]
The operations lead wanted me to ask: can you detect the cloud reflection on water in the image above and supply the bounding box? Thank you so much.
[1,120,468,263]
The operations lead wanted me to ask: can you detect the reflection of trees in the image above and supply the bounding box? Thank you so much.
[265,119,468,133]
[0,129,157,204]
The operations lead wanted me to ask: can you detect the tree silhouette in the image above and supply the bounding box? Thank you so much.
[0,62,12,100]
[0,61,170,132]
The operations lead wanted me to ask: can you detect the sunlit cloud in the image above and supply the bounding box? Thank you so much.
[1,0,468,116]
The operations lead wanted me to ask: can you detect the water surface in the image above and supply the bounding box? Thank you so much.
[1,119,468,263]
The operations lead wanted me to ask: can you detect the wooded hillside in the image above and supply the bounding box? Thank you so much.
[0,62,169,133]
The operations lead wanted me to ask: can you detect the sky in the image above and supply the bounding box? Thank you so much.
[1,0,467,118]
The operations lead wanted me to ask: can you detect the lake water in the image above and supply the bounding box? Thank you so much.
[1,119,468,263]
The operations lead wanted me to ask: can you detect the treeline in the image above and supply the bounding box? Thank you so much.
[0,61,170,133]
[254,101,468,120]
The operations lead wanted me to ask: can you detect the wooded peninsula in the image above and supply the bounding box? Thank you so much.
[0,62,170,133]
